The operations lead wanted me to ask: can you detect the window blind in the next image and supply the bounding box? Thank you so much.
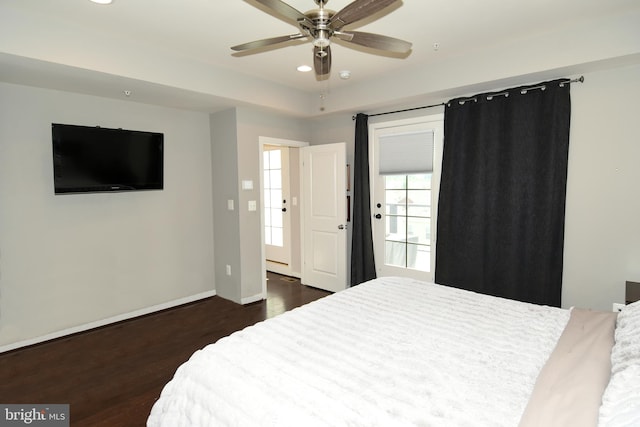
[378,130,434,175]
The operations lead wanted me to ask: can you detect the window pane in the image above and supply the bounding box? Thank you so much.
[384,175,407,190]
[269,150,281,169]
[270,190,282,209]
[263,170,270,189]
[407,244,430,272]
[270,170,282,189]
[271,227,283,247]
[271,208,283,228]
[385,241,406,267]
[385,190,407,215]
[408,217,430,245]
[263,151,270,168]
[385,215,406,242]
[408,173,432,189]
[264,208,271,226]
[264,190,272,208]
[265,227,271,245]
[407,190,431,217]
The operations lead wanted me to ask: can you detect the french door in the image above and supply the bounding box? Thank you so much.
[263,145,291,274]
[370,114,444,282]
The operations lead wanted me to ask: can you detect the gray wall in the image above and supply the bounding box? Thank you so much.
[0,82,215,349]
[562,64,640,311]
[211,107,310,303]
[210,109,241,302]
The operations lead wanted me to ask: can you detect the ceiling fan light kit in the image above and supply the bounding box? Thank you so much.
[231,0,412,78]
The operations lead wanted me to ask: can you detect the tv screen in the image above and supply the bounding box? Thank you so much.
[52,123,164,194]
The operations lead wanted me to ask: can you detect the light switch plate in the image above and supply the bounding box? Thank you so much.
[248,200,257,211]
[242,180,253,190]
[227,199,234,211]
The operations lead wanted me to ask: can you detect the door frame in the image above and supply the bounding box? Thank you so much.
[258,136,309,298]
[368,114,444,282]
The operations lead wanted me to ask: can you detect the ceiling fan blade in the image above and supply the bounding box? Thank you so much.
[335,31,411,53]
[313,46,331,76]
[252,0,309,23]
[330,0,399,30]
[231,33,306,51]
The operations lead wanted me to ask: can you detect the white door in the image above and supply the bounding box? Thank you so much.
[301,142,348,292]
[263,145,291,275]
[370,115,444,282]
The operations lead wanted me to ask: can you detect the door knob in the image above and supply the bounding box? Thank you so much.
[282,207,287,212]
[338,224,346,230]
[374,214,382,219]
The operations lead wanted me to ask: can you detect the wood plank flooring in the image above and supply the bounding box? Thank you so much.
[0,273,330,426]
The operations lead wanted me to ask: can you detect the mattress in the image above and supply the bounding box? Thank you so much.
[148,277,577,426]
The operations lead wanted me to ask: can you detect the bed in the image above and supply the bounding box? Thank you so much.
[147,277,640,426]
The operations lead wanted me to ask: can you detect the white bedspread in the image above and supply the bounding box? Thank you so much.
[148,277,570,427]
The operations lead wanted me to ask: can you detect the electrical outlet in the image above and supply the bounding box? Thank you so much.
[612,303,625,312]
[226,265,231,276]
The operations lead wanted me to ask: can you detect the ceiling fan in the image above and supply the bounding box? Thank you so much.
[231,0,412,78]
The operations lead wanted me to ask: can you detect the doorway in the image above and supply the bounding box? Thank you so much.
[369,114,444,282]
[259,137,348,297]
[263,144,292,274]
[259,137,308,298]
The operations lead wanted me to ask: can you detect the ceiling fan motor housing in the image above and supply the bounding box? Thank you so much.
[303,8,335,48]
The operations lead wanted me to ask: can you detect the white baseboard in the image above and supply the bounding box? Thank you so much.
[0,290,216,354]
[241,293,264,305]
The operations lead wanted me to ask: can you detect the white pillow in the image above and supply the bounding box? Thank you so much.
[599,364,640,427]
[610,300,640,374]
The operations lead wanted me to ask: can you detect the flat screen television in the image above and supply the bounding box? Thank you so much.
[52,123,164,194]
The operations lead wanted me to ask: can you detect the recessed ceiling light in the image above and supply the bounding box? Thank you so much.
[90,0,113,4]
[339,70,351,80]
[297,65,312,73]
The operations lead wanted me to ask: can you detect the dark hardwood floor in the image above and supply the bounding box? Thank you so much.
[0,272,330,426]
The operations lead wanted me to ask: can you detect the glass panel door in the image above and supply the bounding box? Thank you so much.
[263,145,290,268]
[264,148,283,247]
[370,114,444,282]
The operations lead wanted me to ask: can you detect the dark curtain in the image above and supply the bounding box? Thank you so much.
[350,113,376,286]
[435,79,571,306]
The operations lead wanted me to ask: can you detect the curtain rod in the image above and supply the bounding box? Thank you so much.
[352,76,584,120]
[352,102,444,121]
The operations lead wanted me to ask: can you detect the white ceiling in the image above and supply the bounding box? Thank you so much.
[1,0,639,117]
